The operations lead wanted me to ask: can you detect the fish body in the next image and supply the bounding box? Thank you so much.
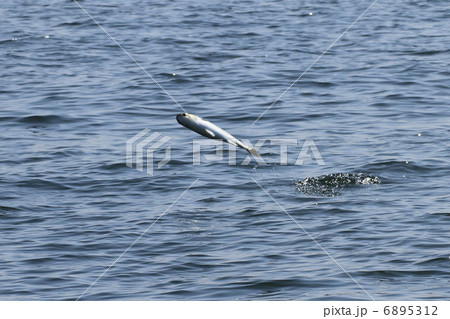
[176,113,260,157]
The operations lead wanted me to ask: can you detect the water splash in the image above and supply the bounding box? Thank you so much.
[295,173,381,197]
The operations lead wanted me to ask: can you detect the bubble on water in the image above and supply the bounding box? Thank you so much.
[417,133,422,136]
[11,38,18,41]
[44,35,50,39]
[295,173,380,197]
[309,12,313,16]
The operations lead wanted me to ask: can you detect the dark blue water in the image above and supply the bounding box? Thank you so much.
[1,0,449,300]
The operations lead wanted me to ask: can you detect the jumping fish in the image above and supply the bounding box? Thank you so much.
[176,113,261,157]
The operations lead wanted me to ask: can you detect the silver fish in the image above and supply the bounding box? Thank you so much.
[176,113,261,157]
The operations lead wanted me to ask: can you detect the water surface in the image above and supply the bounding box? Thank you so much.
[0,0,449,300]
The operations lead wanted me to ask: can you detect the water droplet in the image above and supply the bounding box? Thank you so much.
[44,35,50,39]
[417,133,421,136]
[309,12,313,16]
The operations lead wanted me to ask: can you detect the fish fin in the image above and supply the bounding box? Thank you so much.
[247,147,261,158]
[205,129,215,138]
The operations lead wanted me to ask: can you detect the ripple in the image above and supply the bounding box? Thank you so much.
[17,115,78,125]
[15,179,71,190]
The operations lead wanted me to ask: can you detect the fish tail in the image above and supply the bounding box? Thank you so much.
[247,147,261,158]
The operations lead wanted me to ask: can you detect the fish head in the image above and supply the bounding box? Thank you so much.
[176,113,200,127]
[176,112,217,139]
